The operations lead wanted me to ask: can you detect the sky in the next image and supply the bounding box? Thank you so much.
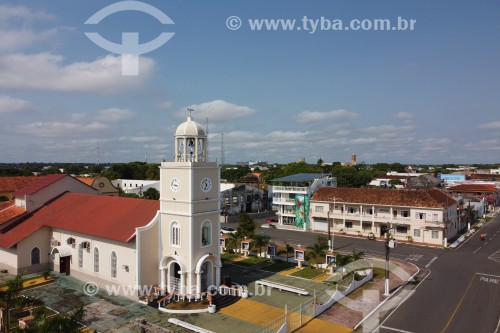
[0,0,499,165]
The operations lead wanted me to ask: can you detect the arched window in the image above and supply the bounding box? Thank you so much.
[78,244,83,268]
[31,247,40,265]
[201,220,211,247]
[111,251,117,278]
[94,248,99,273]
[171,222,180,246]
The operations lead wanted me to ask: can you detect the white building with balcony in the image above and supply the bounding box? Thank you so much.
[310,187,459,247]
[270,173,336,230]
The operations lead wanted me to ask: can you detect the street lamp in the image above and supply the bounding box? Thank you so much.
[327,197,343,251]
[384,223,396,296]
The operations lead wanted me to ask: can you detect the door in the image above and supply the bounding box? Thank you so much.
[380,225,388,237]
[60,256,70,275]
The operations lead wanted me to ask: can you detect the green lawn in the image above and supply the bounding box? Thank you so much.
[235,256,269,267]
[290,267,327,279]
[221,252,240,262]
[260,261,295,272]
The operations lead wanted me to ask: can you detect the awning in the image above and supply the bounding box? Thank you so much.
[51,245,72,257]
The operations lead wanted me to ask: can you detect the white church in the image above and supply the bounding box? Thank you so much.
[0,114,221,299]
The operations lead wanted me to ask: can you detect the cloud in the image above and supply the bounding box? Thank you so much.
[181,100,256,121]
[477,121,500,130]
[156,100,174,109]
[94,108,135,122]
[16,121,108,137]
[395,111,414,121]
[0,28,60,52]
[0,95,34,113]
[0,53,154,93]
[118,136,158,143]
[294,109,358,123]
[0,4,54,21]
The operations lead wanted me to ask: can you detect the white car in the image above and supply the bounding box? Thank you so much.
[220,227,236,235]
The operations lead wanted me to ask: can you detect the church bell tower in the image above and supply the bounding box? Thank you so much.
[158,110,221,296]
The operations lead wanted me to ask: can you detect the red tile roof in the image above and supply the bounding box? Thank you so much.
[447,184,498,192]
[0,201,25,226]
[0,176,40,192]
[0,193,159,248]
[311,187,456,208]
[76,177,95,186]
[13,174,67,196]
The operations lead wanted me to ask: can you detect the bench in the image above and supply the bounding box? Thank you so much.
[256,280,309,296]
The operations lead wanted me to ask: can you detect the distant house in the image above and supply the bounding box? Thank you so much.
[112,179,160,195]
[310,187,460,247]
[76,176,119,196]
[0,176,41,201]
[220,184,267,216]
[446,183,500,207]
[406,174,443,189]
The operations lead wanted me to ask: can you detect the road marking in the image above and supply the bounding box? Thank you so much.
[405,254,423,262]
[473,246,482,254]
[379,326,414,333]
[477,272,500,278]
[425,256,438,268]
[439,274,476,333]
[489,250,500,264]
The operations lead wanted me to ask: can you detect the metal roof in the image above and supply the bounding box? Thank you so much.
[270,173,330,183]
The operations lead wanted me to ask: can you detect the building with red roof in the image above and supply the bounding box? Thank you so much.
[0,176,40,201]
[446,183,500,206]
[310,187,460,247]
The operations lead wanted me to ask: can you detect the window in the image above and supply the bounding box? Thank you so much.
[414,229,421,237]
[171,222,180,246]
[396,226,408,234]
[401,211,409,218]
[393,210,398,217]
[362,223,372,231]
[78,244,83,268]
[201,221,211,247]
[345,222,353,229]
[431,230,439,239]
[366,208,374,215]
[111,251,117,278]
[416,212,426,220]
[315,205,324,213]
[433,213,439,221]
[31,247,40,265]
[348,207,356,214]
[94,248,99,273]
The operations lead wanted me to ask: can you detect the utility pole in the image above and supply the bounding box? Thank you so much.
[384,223,396,296]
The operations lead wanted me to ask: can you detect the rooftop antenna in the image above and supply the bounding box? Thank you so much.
[96,141,100,166]
[221,133,224,167]
[206,117,209,161]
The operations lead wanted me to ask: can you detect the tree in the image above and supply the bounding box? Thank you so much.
[252,233,270,258]
[306,236,328,268]
[0,275,43,332]
[227,229,244,252]
[283,241,293,262]
[237,213,256,238]
[143,188,160,200]
[317,158,324,167]
[19,304,85,333]
[350,248,364,262]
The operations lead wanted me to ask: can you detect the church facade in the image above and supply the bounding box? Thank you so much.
[0,114,221,299]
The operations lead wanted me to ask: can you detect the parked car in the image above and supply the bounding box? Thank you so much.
[265,218,278,223]
[220,227,236,235]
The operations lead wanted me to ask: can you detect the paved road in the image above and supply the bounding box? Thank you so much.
[225,218,445,268]
[376,213,500,333]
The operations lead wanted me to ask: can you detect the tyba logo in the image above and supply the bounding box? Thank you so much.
[84,1,175,76]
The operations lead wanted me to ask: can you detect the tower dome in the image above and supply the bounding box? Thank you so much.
[175,116,206,137]
[174,112,207,162]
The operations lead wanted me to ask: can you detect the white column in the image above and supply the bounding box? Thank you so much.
[195,271,201,297]
[167,270,171,293]
[372,205,375,232]
[215,264,221,287]
[343,204,346,228]
[180,271,186,295]
[160,269,166,294]
[359,205,363,231]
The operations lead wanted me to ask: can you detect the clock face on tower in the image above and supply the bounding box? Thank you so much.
[200,178,212,192]
[170,178,181,192]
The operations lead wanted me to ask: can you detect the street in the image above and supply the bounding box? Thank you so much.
[225,213,500,332]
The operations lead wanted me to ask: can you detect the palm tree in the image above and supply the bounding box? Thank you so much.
[0,275,43,332]
[350,248,365,262]
[227,229,243,252]
[252,233,270,258]
[18,304,85,333]
[306,236,329,268]
[283,241,293,262]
